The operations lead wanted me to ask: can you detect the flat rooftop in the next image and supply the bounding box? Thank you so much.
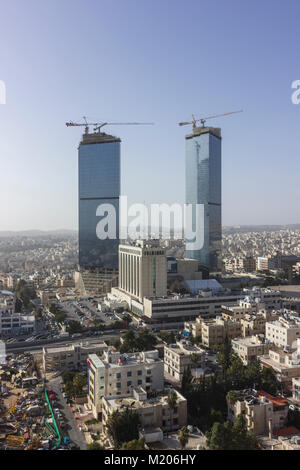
[44,342,106,354]
[104,390,184,411]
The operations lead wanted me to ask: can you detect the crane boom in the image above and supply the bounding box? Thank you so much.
[66,116,154,134]
[179,109,243,129]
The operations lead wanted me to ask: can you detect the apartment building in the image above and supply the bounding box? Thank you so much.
[164,340,204,382]
[259,342,300,384]
[221,302,258,321]
[43,341,108,373]
[0,291,35,337]
[102,387,187,443]
[201,316,242,348]
[242,287,282,311]
[184,317,202,339]
[240,311,280,337]
[227,389,289,436]
[231,335,271,365]
[266,316,300,348]
[87,349,164,418]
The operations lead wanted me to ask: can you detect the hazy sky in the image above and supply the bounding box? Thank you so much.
[0,0,300,231]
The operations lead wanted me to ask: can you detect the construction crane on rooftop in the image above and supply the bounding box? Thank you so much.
[178,109,243,130]
[66,116,154,134]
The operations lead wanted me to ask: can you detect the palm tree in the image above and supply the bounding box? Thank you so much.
[178,426,190,449]
[167,390,178,432]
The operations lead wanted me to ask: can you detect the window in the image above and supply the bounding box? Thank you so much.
[127,371,132,377]
[116,373,121,379]
[127,381,132,386]
[137,370,142,376]
[116,382,121,388]
[138,380,142,385]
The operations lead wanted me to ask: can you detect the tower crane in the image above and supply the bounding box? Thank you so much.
[178,109,243,130]
[66,116,154,134]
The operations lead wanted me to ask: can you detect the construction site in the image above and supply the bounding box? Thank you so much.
[0,352,73,450]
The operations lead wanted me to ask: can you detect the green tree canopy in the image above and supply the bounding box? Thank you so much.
[87,442,105,450]
[121,437,145,450]
[106,407,140,449]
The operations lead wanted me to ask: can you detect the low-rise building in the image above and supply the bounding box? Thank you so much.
[259,341,300,384]
[0,291,35,337]
[43,341,108,373]
[102,387,187,442]
[266,316,300,348]
[227,389,289,436]
[201,316,242,348]
[87,349,164,418]
[164,340,204,382]
[231,335,271,365]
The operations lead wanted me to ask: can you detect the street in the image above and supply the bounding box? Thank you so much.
[49,376,87,450]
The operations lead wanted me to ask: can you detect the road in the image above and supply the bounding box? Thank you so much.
[49,376,87,450]
[6,331,124,354]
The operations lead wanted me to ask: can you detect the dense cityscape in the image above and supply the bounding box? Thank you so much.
[1,0,299,460]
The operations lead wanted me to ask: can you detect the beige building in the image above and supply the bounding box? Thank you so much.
[240,311,279,337]
[87,349,164,418]
[43,341,108,373]
[228,389,289,436]
[102,387,187,443]
[118,240,167,302]
[259,342,300,384]
[201,316,242,348]
[266,317,300,348]
[231,335,271,365]
[184,317,202,339]
[164,340,204,382]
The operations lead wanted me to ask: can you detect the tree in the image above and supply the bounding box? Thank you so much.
[66,320,83,335]
[119,328,157,353]
[181,366,193,396]
[14,280,36,311]
[121,437,146,450]
[106,407,140,449]
[167,390,178,431]
[178,426,189,449]
[190,353,201,366]
[261,367,278,395]
[226,390,238,406]
[87,442,105,450]
[217,336,231,375]
[231,414,258,450]
[206,421,233,450]
[73,373,87,397]
[64,381,75,398]
[158,331,176,345]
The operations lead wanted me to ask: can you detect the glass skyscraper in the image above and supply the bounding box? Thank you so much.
[185,126,222,272]
[78,131,120,270]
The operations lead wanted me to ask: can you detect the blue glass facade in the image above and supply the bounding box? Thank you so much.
[78,133,120,269]
[185,127,222,272]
